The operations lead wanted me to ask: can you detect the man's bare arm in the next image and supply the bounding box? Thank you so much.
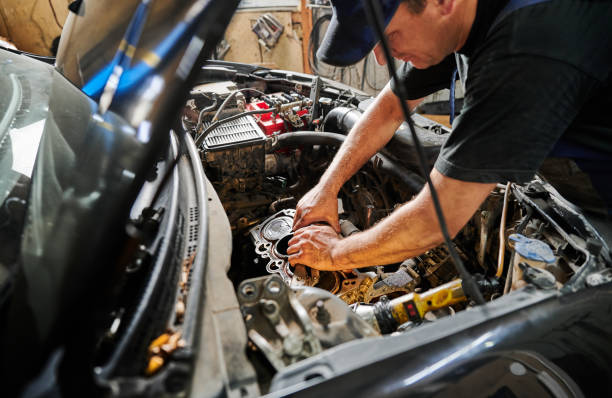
[316,83,418,193]
[288,169,496,270]
[292,83,422,231]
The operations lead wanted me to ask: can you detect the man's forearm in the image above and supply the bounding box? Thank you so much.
[318,83,420,193]
[330,170,496,269]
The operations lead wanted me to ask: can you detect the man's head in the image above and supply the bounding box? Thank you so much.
[317,0,476,69]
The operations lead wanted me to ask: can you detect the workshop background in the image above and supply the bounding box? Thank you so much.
[0,0,460,125]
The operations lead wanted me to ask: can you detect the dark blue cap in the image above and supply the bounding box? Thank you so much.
[317,0,401,67]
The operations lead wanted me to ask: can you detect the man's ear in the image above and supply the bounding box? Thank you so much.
[436,0,455,16]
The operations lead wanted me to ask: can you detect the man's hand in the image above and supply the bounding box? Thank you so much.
[292,184,341,233]
[291,170,496,271]
[287,224,342,271]
[292,84,412,233]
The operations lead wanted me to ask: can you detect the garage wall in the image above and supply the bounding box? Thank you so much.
[222,4,391,96]
[223,10,304,73]
[0,0,71,55]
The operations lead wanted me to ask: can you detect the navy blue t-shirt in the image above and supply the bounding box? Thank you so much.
[391,0,612,216]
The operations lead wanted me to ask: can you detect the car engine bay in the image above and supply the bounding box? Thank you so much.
[2,0,611,393]
[172,63,612,394]
[1,56,609,397]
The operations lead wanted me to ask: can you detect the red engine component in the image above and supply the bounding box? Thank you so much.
[246,100,286,136]
[246,97,308,135]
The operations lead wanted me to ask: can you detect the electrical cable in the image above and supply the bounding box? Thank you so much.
[364,0,485,305]
[308,13,332,75]
[211,87,266,122]
[194,97,218,134]
[496,182,512,278]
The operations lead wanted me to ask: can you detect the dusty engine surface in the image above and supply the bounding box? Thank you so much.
[201,114,267,193]
[185,75,599,394]
[236,274,378,371]
[248,210,368,298]
[249,209,295,283]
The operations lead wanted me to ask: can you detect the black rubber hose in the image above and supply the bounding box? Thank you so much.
[323,106,363,132]
[270,131,424,194]
[323,106,441,171]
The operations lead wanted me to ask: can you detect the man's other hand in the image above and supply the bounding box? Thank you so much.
[287,224,341,271]
[292,185,341,232]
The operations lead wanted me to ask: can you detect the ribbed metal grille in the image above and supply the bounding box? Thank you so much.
[203,115,265,149]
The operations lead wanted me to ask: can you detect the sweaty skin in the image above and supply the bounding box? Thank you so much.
[288,0,488,271]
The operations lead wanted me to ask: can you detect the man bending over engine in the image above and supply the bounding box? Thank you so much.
[287,0,612,269]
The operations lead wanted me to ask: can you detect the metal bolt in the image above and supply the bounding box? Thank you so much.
[315,300,331,328]
[262,300,278,315]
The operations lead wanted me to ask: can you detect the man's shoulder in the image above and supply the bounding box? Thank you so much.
[479,0,612,81]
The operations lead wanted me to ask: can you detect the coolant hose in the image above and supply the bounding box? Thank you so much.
[270,131,424,194]
[323,107,440,172]
[323,106,363,132]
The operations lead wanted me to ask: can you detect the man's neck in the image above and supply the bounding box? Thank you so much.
[454,0,478,52]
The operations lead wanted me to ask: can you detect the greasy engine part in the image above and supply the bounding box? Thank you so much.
[352,279,467,334]
[201,114,267,193]
[250,211,386,300]
[249,209,297,283]
[353,274,502,334]
[370,264,421,298]
[249,209,342,292]
[336,220,422,302]
[246,92,310,134]
[406,245,469,288]
[190,81,246,120]
[198,98,313,144]
[237,275,378,370]
[338,276,375,304]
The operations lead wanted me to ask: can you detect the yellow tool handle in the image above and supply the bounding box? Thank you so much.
[389,279,466,324]
[415,278,465,316]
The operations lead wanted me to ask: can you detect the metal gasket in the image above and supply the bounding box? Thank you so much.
[249,209,296,283]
